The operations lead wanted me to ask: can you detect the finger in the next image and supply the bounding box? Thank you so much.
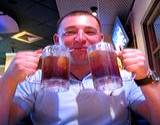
[15,51,40,61]
[124,63,149,80]
[122,49,144,57]
[16,51,35,56]
[122,48,141,53]
[35,49,43,53]
[123,56,145,67]
[15,61,38,76]
[116,50,123,60]
[115,50,122,56]
[122,54,145,65]
[34,49,42,57]
[125,61,144,70]
[24,56,40,63]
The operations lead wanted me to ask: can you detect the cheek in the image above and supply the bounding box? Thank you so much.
[88,36,102,44]
[61,38,73,48]
[62,35,102,47]
[64,41,72,48]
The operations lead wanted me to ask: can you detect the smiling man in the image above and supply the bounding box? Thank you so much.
[0,10,160,125]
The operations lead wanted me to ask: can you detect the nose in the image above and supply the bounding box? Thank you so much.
[74,30,87,45]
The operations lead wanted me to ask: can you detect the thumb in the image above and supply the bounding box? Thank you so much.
[115,50,122,58]
[34,49,42,57]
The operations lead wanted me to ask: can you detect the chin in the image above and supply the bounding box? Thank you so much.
[71,57,89,65]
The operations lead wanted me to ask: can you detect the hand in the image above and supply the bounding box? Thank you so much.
[3,49,42,85]
[117,49,150,80]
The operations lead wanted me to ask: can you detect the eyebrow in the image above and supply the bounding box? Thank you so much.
[64,26,99,31]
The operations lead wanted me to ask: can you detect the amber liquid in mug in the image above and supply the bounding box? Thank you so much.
[89,50,122,91]
[89,50,120,78]
[42,55,69,84]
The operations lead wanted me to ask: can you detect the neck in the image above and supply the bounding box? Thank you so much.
[70,64,91,80]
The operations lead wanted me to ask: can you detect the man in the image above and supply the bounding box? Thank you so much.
[1,10,160,125]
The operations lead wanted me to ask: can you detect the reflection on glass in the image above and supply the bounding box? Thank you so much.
[153,15,160,43]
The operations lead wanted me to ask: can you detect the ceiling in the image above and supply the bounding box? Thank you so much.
[0,0,134,65]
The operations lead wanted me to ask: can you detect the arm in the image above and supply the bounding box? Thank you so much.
[136,83,160,125]
[0,75,18,125]
[0,50,41,124]
[0,76,27,125]
[118,49,160,125]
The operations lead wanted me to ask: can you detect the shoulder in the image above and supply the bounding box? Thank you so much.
[15,70,43,96]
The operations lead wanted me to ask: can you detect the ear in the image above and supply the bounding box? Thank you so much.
[53,33,59,45]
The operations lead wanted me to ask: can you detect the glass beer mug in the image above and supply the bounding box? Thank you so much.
[87,42,122,92]
[41,45,70,92]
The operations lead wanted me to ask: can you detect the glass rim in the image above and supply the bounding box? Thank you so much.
[42,44,70,58]
[87,41,114,52]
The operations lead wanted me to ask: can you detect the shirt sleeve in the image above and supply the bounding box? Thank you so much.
[121,70,145,110]
[13,70,42,114]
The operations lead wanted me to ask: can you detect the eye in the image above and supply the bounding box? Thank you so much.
[63,30,77,36]
[85,29,97,35]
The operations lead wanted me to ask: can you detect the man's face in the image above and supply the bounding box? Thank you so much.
[57,15,104,65]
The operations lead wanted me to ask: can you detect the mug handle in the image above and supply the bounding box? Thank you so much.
[116,46,136,82]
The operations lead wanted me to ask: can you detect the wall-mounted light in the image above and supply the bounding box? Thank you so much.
[11,31,43,43]
[90,6,98,17]
[0,11,19,34]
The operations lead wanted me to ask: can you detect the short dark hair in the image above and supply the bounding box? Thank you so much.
[56,10,102,32]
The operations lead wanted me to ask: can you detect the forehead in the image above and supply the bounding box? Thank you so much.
[59,15,100,31]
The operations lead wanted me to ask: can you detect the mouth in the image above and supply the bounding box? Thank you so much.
[69,47,87,52]
[69,47,88,62]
